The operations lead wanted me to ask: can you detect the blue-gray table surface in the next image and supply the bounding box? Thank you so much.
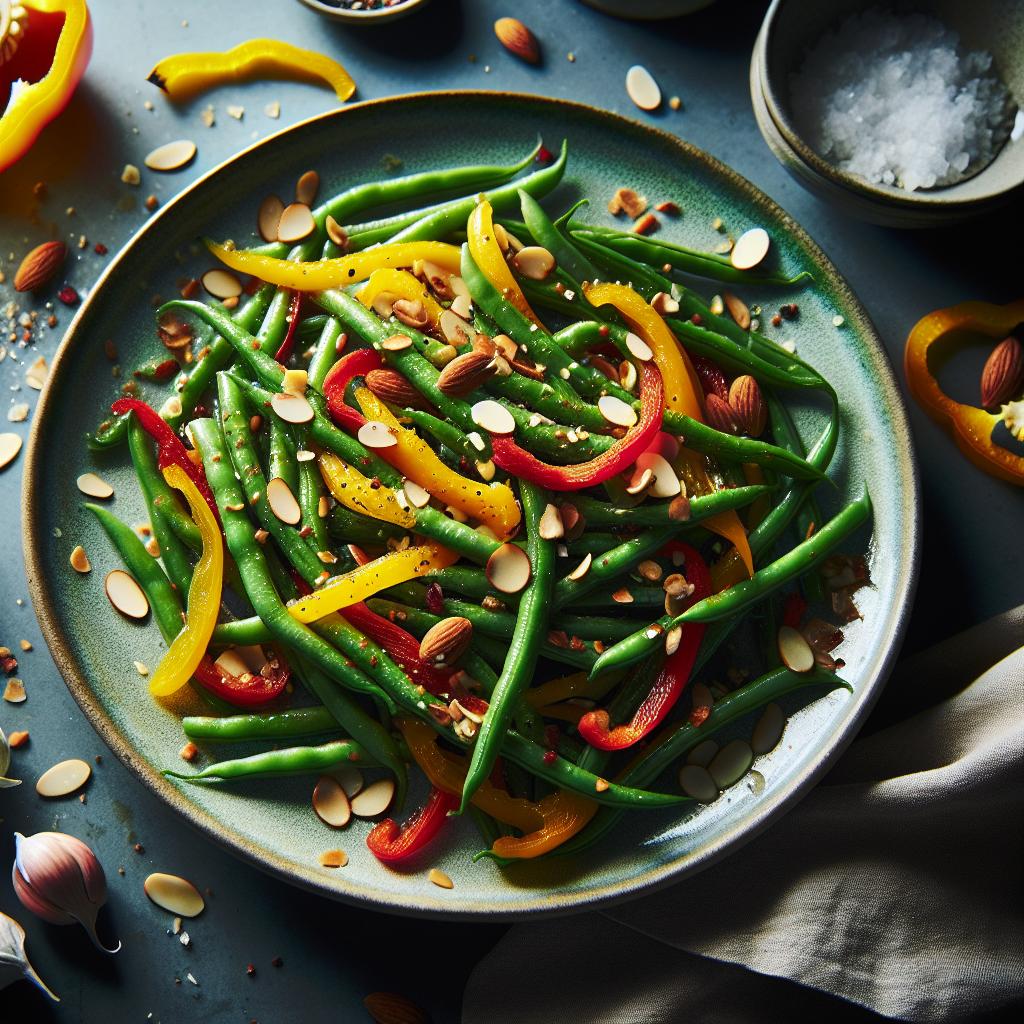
[1,1,1020,1020]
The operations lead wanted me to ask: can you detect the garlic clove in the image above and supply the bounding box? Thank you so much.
[0,910,59,1002]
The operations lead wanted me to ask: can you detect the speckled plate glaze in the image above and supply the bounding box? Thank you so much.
[23,92,919,920]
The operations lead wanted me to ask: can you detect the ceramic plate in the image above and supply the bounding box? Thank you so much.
[24,92,919,919]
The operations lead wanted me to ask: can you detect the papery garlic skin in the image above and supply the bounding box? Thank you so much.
[13,832,121,954]
[0,910,59,1001]
[0,725,21,787]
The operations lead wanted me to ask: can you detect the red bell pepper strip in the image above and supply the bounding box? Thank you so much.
[577,542,710,751]
[489,360,664,492]
[366,785,459,864]
[273,290,302,363]
[193,655,289,707]
[110,397,219,523]
[322,347,384,432]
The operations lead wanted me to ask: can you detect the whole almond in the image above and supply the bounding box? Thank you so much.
[363,992,429,1024]
[364,369,432,410]
[418,616,473,666]
[705,393,740,435]
[728,374,767,436]
[980,335,1024,408]
[14,241,66,292]
[494,17,540,64]
[436,350,498,397]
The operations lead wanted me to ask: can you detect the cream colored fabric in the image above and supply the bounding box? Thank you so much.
[464,608,1024,1022]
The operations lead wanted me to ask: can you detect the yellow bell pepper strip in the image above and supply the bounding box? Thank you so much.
[148,465,223,698]
[0,0,91,173]
[288,542,458,624]
[468,199,545,328]
[353,386,521,539]
[583,282,754,577]
[146,38,355,103]
[204,240,461,293]
[490,790,599,861]
[318,450,416,528]
[905,299,1024,486]
[355,268,445,332]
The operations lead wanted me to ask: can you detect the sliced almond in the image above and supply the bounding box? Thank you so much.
[357,420,398,449]
[264,476,301,525]
[664,625,682,656]
[144,139,197,172]
[350,777,395,818]
[201,268,242,299]
[723,290,751,330]
[270,391,314,424]
[320,849,349,868]
[651,291,680,315]
[296,169,319,207]
[778,625,814,673]
[708,739,754,789]
[257,194,284,243]
[513,246,556,281]
[69,545,91,573]
[634,452,680,498]
[77,472,114,499]
[625,332,653,361]
[277,202,315,244]
[326,215,348,249]
[334,764,364,798]
[566,552,592,581]
[611,586,633,603]
[471,400,515,436]
[538,503,564,540]
[439,309,473,346]
[450,293,473,320]
[313,775,352,828]
[36,758,91,798]
[625,466,653,495]
[403,479,431,508]
[105,569,149,619]
[626,64,662,111]
[3,678,26,703]
[486,543,531,594]
[428,867,454,889]
[597,394,637,428]
[380,333,412,352]
[25,356,48,390]
[678,764,717,803]
[730,227,770,270]
[144,872,205,917]
[0,432,22,470]
[751,703,785,755]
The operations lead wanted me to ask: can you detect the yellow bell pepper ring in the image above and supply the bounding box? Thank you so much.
[147,38,355,103]
[148,465,224,698]
[205,239,462,293]
[0,0,92,173]
[904,299,1024,486]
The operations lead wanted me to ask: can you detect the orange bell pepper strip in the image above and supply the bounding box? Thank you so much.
[0,0,92,172]
[148,466,223,697]
[288,541,458,624]
[355,268,445,332]
[353,386,521,539]
[204,240,462,293]
[490,790,599,861]
[318,450,416,528]
[585,281,754,577]
[905,299,1024,486]
[468,199,545,328]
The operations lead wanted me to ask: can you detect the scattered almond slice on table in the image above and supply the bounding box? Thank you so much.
[36,758,91,797]
[0,433,22,470]
[626,64,662,111]
[144,873,205,917]
[144,139,197,172]
[3,678,26,703]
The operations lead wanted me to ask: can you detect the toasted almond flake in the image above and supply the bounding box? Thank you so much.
[625,466,654,495]
[350,777,395,818]
[320,849,349,868]
[18,640,32,651]
[7,403,29,423]
[751,702,785,755]
[144,139,197,172]
[105,569,149,619]
[597,394,637,428]
[121,163,141,185]
[624,332,653,361]
[471,399,515,436]
[686,739,719,768]
[296,170,319,207]
[428,868,454,889]
[296,449,315,463]
[778,625,814,672]
[77,472,114,499]
[270,391,314,424]
[144,872,205,917]
[134,660,149,676]
[317,550,337,564]
[664,624,682,656]
[513,245,556,281]
[679,764,718,803]
[637,559,662,582]
[403,479,431,508]
[691,681,713,713]
[334,764,364,798]
[326,215,348,249]
[226,104,244,120]
[0,432,23,470]
[257,194,285,243]
[201,268,242,299]
[159,395,183,420]
[266,477,302,525]
[7,729,29,747]
[723,290,751,330]
[380,333,412,352]
[708,739,754,789]
[25,355,48,390]
[538,503,564,540]
[36,758,91,797]
[651,291,680,315]
[313,775,351,828]
[439,309,472,346]
[69,545,91,573]
[730,227,770,270]
[611,586,633,603]
[3,678,26,703]
[357,420,398,449]
[634,452,680,498]
[595,777,610,793]
[486,543,532,594]
[264,100,280,119]
[566,552,592,581]
[626,64,661,111]
[277,202,315,244]
[450,292,473,319]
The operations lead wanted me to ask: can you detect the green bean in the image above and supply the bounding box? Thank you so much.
[297,313,331,345]
[292,429,331,557]
[256,286,294,356]
[182,706,339,742]
[165,739,373,782]
[563,485,771,528]
[326,504,405,547]
[268,414,300,495]
[518,190,600,286]
[306,316,345,391]
[402,409,486,466]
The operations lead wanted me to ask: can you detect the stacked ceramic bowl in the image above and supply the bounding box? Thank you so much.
[751,0,1024,227]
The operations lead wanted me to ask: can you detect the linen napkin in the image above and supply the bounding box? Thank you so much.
[464,607,1024,1022]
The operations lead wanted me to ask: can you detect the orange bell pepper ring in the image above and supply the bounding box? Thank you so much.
[0,0,92,172]
[905,299,1024,486]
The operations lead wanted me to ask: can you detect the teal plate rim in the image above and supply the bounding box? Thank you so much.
[23,90,920,920]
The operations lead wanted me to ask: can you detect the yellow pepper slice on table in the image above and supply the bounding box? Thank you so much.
[355,268,445,332]
[148,465,223,697]
[904,299,1024,486]
[205,240,462,292]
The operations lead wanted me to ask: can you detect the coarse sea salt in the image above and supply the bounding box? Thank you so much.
[790,10,1016,192]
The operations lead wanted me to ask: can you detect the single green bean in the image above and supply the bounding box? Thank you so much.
[164,739,373,782]
[564,485,771,528]
[518,190,600,286]
[307,316,345,391]
[182,705,339,742]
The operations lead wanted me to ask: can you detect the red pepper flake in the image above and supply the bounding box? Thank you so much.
[780,303,800,321]
[425,582,445,615]
[633,212,660,236]
[145,194,159,211]
[536,144,553,163]
[47,313,58,327]
[771,313,782,328]
[133,842,145,854]
[655,201,681,215]
[180,278,200,299]
[246,964,256,977]
[57,285,79,306]
[690,313,703,326]
[542,749,557,765]
[94,242,108,255]
[598,324,610,338]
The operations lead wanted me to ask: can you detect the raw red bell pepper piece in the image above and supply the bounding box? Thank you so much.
[366,785,459,864]
[111,397,219,523]
[577,542,710,751]
[273,290,302,363]
[192,654,289,707]
[489,360,664,492]
[321,347,383,433]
